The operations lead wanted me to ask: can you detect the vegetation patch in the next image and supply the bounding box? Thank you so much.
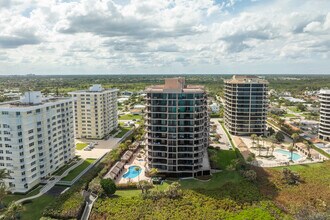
[76,142,88,150]
[119,114,142,120]
[61,158,95,181]
[208,148,237,170]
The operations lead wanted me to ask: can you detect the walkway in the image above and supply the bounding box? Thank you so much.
[15,159,84,204]
[80,192,98,220]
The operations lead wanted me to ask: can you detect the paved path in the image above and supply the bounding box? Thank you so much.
[81,193,98,220]
[211,118,231,150]
[15,159,84,204]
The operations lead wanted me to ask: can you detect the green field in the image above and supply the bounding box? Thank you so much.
[208,148,237,170]
[284,113,296,117]
[76,142,88,150]
[53,161,77,176]
[119,114,142,120]
[61,158,95,181]
[115,127,131,138]
[20,194,55,220]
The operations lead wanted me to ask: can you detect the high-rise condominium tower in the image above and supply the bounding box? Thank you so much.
[224,75,268,136]
[0,91,75,193]
[319,89,330,141]
[69,85,118,139]
[145,78,210,177]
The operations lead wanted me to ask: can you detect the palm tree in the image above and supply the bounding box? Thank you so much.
[149,168,158,178]
[270,144,276,156]
[250,134,257,148]
[0,169,10,186]
[288,145,294,162]
[291,133,299,147]
[304,141,311,159]
[135,166,141,182]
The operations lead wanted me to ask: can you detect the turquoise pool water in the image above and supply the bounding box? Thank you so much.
[275,149,302,161]
[123,165,142,179]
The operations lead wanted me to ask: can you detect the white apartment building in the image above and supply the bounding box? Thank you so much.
[319,89,330,142]
[0,91,75,193]
[69,85,118,139]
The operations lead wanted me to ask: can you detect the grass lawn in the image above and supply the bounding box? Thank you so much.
[20,194,55,220]
[208,148,237,170]
[179,171,244,190]
[284,113,296,117]
[119,114,142,120]
[53,161,77,176]
[2,186,41,206]
[61,158,95,181]
[115,127,131,138]
[76,142,88,150]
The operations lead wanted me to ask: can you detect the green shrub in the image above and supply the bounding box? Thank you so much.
[100,179,116,197]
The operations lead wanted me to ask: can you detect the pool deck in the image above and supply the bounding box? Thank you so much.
[237,136,324,167]
[115,148,150,184]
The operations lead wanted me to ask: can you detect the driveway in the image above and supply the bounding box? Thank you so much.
[210,118,231,150]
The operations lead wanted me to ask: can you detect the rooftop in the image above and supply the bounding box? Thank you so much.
[145,77,205,93]
[0,92,72,110]
[320,89,330,95]
[225,75,268,84]
[69,84,118,94]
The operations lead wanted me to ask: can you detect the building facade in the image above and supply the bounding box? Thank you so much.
[0,91,75,193]
[145,78,210,178]
[319,90,330,141]
[224,75,268,136]
[69,85,118,139]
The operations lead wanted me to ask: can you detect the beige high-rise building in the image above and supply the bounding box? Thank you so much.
[224,75,268,136]
[145,78,210,178]
[69,85,118,139]
[319,89,330,141]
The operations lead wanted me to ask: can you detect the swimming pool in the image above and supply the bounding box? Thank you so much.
[275,149,302,161]
[123,165,142,179]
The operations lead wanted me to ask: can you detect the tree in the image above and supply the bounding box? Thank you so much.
[241,170,257,182]
[165,182,182,199]
[288,145,295,162]
[282,168,301,185]
[0,184,6,208]
[3,202,23,220]
[296,103,307,112]
[275,132,285,143]
[250,134,257,148]
[100,178,116,197]
[291,133,300,147]
[137,180,153,194]
[149,168,158,178]
[89,178,103,195]
[304,141,312,159]
[270,144,276,156]
[135,166,141,182]
[0,169,10,185]
[268,127,275,136]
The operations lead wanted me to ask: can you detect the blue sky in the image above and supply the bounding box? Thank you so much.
[0,0,329,75]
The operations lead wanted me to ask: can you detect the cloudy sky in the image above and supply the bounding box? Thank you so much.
[0,0,330,75]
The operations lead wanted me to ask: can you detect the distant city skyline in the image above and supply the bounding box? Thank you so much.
[0,0,330,75]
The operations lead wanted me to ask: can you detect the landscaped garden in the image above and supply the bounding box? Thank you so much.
[89,148,287,219]
[118,114,142,120]
[61,158,95,181]
[114,126,131,138]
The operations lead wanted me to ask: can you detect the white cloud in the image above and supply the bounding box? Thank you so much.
[0,0,329,74]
